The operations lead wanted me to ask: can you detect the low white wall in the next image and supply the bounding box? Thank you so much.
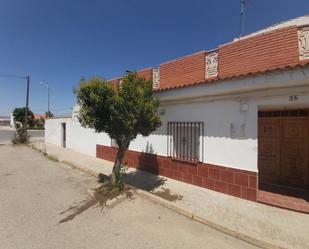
[66,120,98,157]
[45,118,111,157]
[45,118,67,147]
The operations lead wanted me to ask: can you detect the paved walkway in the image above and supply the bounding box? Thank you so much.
[32,141,309,249]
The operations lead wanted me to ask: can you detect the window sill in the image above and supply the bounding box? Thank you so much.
[170,157,199,166]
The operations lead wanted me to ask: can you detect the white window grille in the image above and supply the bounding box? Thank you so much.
[167,122,204,162]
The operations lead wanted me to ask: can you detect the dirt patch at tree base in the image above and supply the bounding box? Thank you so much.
[59,184,133,224]
[152,188,183,202]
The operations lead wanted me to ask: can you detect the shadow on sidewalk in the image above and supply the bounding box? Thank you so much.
[124,170,166,191]
[125,143,166,191]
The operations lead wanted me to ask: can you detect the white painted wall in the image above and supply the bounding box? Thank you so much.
[45,118,67,147]
[45,117,111,157]
[161,100,257,171]
[45,66,309,173]
[10,113,14,127]
[66,120,98,156]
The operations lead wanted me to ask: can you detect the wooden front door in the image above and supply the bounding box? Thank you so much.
[258,110,309,189]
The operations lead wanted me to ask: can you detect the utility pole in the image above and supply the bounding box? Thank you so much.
[0,73,30,134]
[239,0,247,38]
[48,86,50,114]
[24,76,30,138]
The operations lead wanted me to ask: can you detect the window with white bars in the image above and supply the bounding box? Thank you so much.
[167,122,204,162]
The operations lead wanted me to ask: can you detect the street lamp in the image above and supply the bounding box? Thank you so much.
[39,81,50,114]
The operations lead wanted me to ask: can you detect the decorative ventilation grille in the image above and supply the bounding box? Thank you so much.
[205,52,218,78]
[299,27,309,60]
[152,68,160,88]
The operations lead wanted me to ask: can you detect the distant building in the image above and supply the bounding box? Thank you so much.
[0,116,10,126]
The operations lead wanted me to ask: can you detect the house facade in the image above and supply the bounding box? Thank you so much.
[46,16,309,208]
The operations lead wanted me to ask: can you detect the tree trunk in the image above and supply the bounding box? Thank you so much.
[110,142,128,186]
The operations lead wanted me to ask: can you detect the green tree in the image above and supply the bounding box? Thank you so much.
[45,111,54,118]
[12,107,35,128]
[33,117,45,129]
[75,72,162,188]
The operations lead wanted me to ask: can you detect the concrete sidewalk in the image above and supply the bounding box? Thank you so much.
[31,141,309,249]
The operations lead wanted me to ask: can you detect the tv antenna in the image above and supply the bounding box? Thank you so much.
[239,0,247,37]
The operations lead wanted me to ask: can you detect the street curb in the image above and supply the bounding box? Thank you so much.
[106,192,130,208]
[61,160,98,177]
[29,144,287,249]
[87,189,131,208]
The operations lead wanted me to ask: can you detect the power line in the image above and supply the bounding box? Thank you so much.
[0,74,27,79]
[31,107,72,112]
[52,107,73,111]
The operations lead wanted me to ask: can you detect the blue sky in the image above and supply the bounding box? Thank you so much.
[0,0,308,115]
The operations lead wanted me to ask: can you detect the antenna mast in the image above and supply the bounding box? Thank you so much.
[239,0,247,37]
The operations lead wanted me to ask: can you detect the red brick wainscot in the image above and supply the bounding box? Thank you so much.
[96,144,257,201]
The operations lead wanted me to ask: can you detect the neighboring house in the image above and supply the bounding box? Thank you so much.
[0,116,10,126]
[10,113,46,128]
[45,16,309,211]
[34,114,46,120]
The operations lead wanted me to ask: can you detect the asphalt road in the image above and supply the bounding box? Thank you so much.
[0,145,258,249]
[0,126,44,144]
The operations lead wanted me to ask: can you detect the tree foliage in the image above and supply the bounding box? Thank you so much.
[75,72,162,187]
[12,107,34,128]
[33,117,45,130]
